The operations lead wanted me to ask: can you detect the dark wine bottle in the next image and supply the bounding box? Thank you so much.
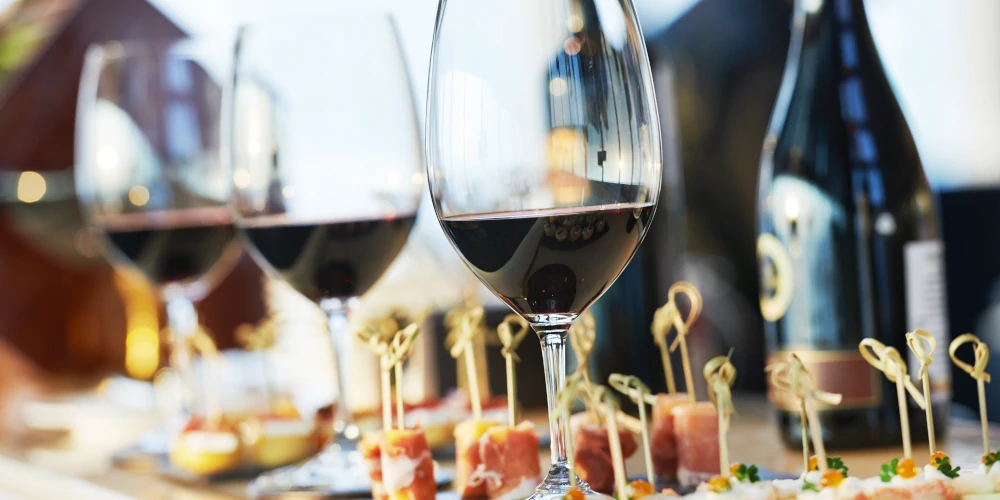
[757,0,949,450]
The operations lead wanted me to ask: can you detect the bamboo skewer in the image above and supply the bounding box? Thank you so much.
[652,282,703,403]
[704,353,737,477]
[766,354,842,474]
[557,376,589,490]
[601,388,629,499]
[860,339,926,459]
[950,333,992,456]
[906,329,938,453]
[358,325,394,431]
[450,307,485,420]
[569,312,600,421]
[609,374,655,486]
[387,323,420,430]
[497,314,530,427]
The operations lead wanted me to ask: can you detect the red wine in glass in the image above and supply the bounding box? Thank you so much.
[241,214,417,301]
[103,208,239,288]
[442,204,654,321]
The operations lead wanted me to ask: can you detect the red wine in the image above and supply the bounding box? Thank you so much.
[104,209,240,288]
[757,0,948,449]
[442,204,654,322]
[241,214,417,302]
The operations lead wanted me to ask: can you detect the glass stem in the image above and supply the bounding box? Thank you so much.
[166,296,199,415]
[537,328,569,466]
[321,297,357,440]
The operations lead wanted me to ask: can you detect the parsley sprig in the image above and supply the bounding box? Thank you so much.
[933,455,961,479]
[802,479,820,492]
[827,457,849,477]
[880,458,900,483]
[985,451,1000,467]
[733,463,761,483]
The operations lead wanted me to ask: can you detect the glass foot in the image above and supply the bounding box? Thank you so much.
[527,463,606,499]
[248,444,370,499]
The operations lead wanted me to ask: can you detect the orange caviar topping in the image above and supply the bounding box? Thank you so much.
[896,458,918,479]
[930,451,949,466]
[707,475,732,493]
[629,480,655,499]
[820,470,845,489]
[808,456,819,471]
[729,463,743,476]
[564,487,585,500]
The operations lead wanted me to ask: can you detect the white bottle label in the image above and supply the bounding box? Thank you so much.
[904,239,951,402]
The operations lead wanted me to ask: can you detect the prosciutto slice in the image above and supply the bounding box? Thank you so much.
[454,419,501,498]
[651,393,690,480]
[359,432,387,500]
[570,412,638,494]
[477,421,543,500]
[382,428,437,500]
[671,402,719,487]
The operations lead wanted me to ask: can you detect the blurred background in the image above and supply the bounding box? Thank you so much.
[0,0,999,479]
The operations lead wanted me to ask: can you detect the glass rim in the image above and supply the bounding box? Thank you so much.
[236,7,396,31]
[83,35,239,65]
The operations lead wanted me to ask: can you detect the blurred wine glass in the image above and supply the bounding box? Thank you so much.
[230,13,423,496]
[426,0,662,497]
[75,37,240,442]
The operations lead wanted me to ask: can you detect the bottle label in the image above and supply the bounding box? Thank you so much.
[767,350,881,411]
[757,233,795,322]
[904,239,951,402]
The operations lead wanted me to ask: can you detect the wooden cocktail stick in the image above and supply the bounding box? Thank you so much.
[766,354,842,474]
[906,329,938,453]
[860,339,926,459]
[652,282,703,403]
[450,307,485,420]
[609,374,655,485]
[497,314,530,427]
[387,323,420,430]
[704,352,736,477]
[950,333,991,456]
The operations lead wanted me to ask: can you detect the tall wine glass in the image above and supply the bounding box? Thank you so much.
[75,38,240,427]
[427,0,661,497]
[230,14,423,497]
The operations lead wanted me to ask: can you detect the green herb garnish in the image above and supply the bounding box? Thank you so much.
[880,458,900,483]
[933,455,961,479]
[802,479,820,492]
[733,463,761,483]
[827,457,849,477]
[985,451,1000,467]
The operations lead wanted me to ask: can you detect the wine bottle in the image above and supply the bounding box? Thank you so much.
[757,0,949,450]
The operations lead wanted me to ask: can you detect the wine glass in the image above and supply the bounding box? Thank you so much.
[427,0,661,497]
[229,13,423,496]
[75,37,240,433]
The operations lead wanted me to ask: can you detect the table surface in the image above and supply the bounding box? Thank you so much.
[3,398,999,499]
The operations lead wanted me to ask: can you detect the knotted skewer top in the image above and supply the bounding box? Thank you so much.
[950,333,991,383]
[497,314,530,362]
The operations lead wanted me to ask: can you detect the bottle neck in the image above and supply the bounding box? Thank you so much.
[797,0,878,72]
